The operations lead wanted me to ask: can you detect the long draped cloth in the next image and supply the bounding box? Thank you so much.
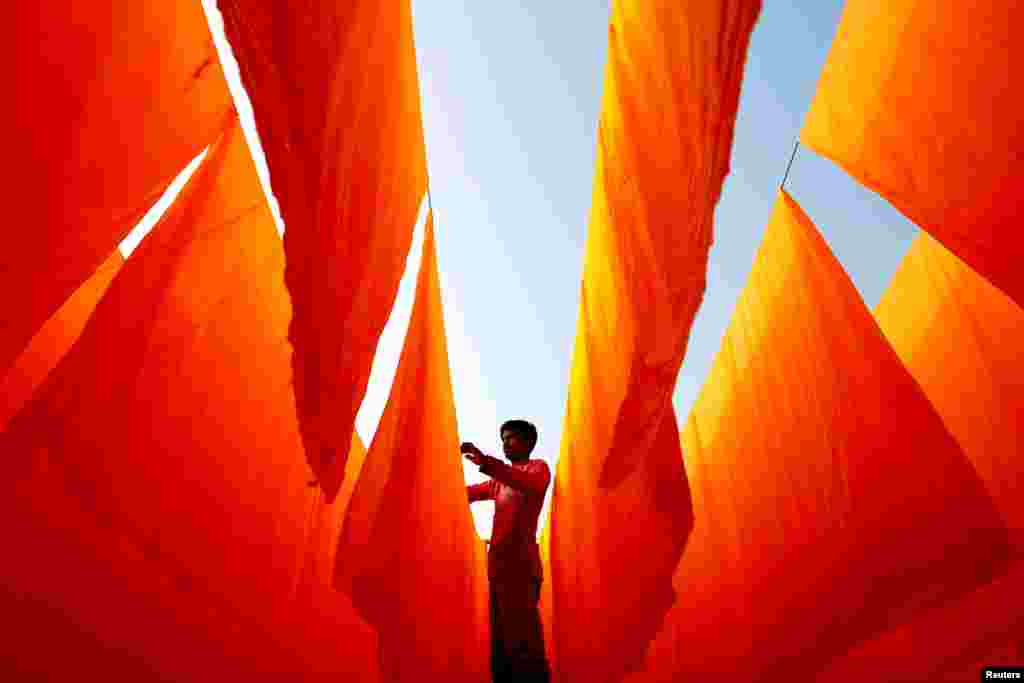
[0,119,380,680]
[876,234,1024,551]
[335,213,491,682]
[2,0,231,377]
[545,2,761,681]
[218,0,429,501]
[810,234,1024,680]
[623,192,1011,681]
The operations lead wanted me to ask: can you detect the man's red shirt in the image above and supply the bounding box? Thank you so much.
[467,456,551,580]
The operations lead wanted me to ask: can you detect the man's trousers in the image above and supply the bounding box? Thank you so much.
[489,573,550,683]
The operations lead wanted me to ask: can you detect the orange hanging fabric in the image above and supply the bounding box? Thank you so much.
[0,119,379,679]
[875,234,1024,550]
[545,2,761,681]
[0,251,122,431]
[217,0,429,501]
[288,431,385,682]
[815,553,1024,681]
[295,432,371,603]
[802,1,1024,306]
[2,1,231,378]
[335,213,490,682]
[806,234,1024,680]
[623,192,1011,682]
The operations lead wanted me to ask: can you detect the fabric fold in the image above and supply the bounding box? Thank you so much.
[0,119,379,680]
[0,251,123,431]
[875,233,1024,551]
[218,0,429,500]
[335,213,490,682]
[3,0,231,377]
[624,192,1011,681]
[545,2,761,681]
[812,232,1024,680]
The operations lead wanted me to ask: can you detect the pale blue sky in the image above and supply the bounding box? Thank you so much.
[405,1,917,454]
[131,1,919,537]
[405,1,918,535]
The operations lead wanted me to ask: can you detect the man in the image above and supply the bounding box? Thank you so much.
[463,419,552,683]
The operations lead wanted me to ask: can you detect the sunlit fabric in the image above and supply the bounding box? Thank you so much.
[595,0,762,487]
[217,0,428,501]
[0,251,122,431]
[0,120,379,679]
[538,525,556,670]
[3,1,231,377]
[802,1,1024,306]
[875,234,1024,550]
[815,561,1024,681]
[334,213,490,682]
[545,2,761,680]
[296,431,371,603]
[812,234,1024,680]
[623,193,1011,681]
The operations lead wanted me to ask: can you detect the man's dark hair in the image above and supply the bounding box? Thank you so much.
[500,419,538,454]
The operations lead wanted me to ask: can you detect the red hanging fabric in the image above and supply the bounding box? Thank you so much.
[623,192,1011,681]
[0,119,379,679]
[876,233,1024,551]
[816,561,1024,681]
[335,212,490,682]
[809,233,1024,680]
[217,0,429,501]
[2,1,231,378]
[0,251,122,431]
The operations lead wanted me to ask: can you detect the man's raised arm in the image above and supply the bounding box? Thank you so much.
[462,443,549,497]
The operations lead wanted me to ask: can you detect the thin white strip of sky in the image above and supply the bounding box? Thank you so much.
[199,0,284,237]
[119,147,207,257]
[353,195,428,447]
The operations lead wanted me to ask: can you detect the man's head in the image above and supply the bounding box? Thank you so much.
[500,419,538,462]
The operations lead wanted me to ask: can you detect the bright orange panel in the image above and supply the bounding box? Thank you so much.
[809,235,1024,679]
[545,2,761,681]
[802,1,1024,306]
[0,250,122,431]
[624,192,1011,681]
[3,1,231,377]
[295,432,370,603]
[815,560,1024,681]
[0,119,378,680]
[217,0,428,501]
[335,213,490,682]
[876,234,1024,550]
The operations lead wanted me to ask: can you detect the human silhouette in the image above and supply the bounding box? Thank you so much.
[464,419,552,683]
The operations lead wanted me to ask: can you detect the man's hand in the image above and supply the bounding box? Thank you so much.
[461,441,484,466]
